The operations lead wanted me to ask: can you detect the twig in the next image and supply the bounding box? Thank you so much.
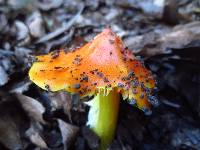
[162,99,180,108]
[36,5,84,44]
[0,49,15,56]
[45,29,74,52]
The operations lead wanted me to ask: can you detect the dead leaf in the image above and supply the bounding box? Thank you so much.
[81,126,100,149]
[49,91,72,122]
[25,121,48,149]
[0,116,22,149]
[0,65,9,86]
[27,11,45,38]
[10,81,31,93]
[0,100,26,150]
[16,93,46,124]
[37,0,63,11]
[57,119,79,150]
[15,20,29,40]
[124,21,200,57]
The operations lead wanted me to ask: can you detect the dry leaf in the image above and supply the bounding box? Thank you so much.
[0,116,22,149]
[57,119,79,150]
[16,93,46,124]
[0,100,24,150]
[49,91,72,122]
[10,81,31,93]
[25,121,48,149]
[0,65,9,86]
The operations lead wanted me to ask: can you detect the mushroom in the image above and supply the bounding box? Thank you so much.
[29,28,156,150]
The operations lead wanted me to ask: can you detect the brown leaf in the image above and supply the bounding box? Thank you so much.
[57,119,79,149]
[10,81,31,93]
[0,100,25,150]
[0,65,9,86]
[16,93,46,124]
[49,91,72,122]
[0,116,22,149]
[124,21,200,57]
[25,121,48,149]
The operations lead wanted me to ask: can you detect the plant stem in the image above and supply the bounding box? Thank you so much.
[87,88,120,150]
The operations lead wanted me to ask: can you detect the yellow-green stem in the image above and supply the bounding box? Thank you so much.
[86,88,120,150]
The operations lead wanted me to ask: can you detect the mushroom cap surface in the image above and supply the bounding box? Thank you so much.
[29,28,156,109]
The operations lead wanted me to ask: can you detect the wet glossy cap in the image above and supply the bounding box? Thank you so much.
[29,28,156,110]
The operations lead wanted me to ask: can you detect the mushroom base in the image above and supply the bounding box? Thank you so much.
[86,88,120,150]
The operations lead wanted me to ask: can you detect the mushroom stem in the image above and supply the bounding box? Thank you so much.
[87,88,120,150]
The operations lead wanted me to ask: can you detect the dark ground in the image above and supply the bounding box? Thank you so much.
[0,0,200,150]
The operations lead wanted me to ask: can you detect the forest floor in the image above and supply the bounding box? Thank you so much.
[0,0,200,150]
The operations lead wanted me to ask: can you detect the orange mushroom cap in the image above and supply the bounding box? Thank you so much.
[29,28,156,109]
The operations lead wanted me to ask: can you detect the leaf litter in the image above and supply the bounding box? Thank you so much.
[0,0,200,149]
